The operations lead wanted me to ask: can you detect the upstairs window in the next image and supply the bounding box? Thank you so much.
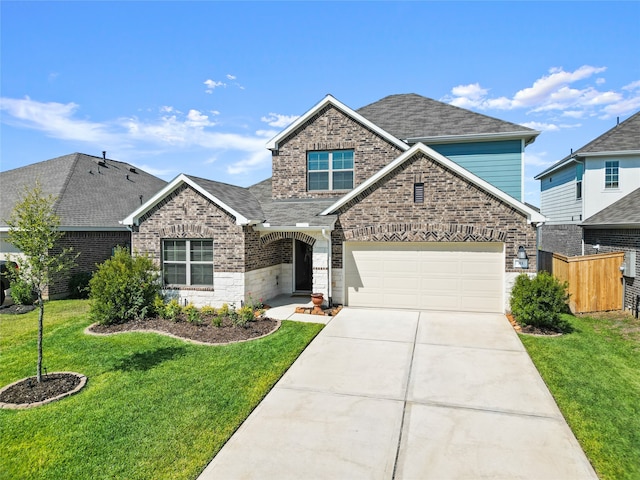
[163,239,213,286]
[576,163,583,199]
[307,150,354,191]
[605,161,619,189]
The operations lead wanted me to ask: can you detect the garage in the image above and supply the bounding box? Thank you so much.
[344,242,504,313]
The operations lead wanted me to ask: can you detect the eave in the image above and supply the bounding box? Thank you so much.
[405,130,540,146]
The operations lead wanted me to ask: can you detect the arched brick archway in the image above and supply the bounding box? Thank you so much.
[260,231,317,247]
[160,224,217,238]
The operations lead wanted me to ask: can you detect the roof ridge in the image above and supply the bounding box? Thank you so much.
[575,111,640,154]
[51,153,80,215]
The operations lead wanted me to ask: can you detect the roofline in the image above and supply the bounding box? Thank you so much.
[253,224,335,232]
[320,143,546,224]
[0,226,128,232]
[581,222,640,229]
[265,94,409,152]
[535,149,640,179]
[121,174,251,226]
[405,130,540,146]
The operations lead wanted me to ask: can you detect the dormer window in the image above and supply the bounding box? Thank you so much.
[307,150,354,191]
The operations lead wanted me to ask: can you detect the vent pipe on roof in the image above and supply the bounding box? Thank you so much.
[102,151,107,160]
[139,195,143,205]
[617,117,620,126]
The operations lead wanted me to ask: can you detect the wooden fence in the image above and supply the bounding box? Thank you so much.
[538,251,624,313]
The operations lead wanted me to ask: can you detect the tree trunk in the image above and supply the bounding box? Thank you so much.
[37,292,44,383]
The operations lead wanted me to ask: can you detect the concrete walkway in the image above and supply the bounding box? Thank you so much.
[198,306,597,479]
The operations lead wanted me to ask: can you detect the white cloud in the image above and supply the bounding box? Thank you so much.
[226,74,236,80]
[204,79,226,93]
[443,66,639,120]
[260,113,299,128]
[521,121,560,132]
[524,151,553,168]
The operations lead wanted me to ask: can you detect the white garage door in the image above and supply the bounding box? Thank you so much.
[344,242,504,313]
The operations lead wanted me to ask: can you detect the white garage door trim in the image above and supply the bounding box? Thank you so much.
[344,242,505,313]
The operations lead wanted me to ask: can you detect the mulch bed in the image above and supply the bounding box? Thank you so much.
[0,304,37,315]
[0,373,85,408]
[87,315,280,345]
[506,313,564,336]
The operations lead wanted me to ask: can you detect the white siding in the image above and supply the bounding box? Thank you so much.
[539,164,583,224]
[584,155,640,219]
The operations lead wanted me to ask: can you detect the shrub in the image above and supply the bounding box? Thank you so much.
[235,305,254,328]
[211,314,223,327]
[10,277,36,305]
[218,303,232,318]
[200,305,216,317]
[152,294,166,317]
[184,303,201,324]
[164,299,182,322]
[510,272,571,332]
[68,272,92,299]
[89,247,160,325]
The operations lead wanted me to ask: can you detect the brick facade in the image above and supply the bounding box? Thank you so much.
[539,224,583,256]
[584,228,640,312]
[271,105,403,199]
[49,230,130,298]
[332,151,538,273]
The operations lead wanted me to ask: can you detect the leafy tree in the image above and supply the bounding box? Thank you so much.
[5,182,78,382]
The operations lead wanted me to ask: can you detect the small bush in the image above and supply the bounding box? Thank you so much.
[218,303,231,318]
[89,247,160,325]
[164,299,182,322]
[234,305,254,328]
[152,294,166,317]
[211,314,223,327]
[510,272,571,332]
[10,278,36,305]
[68,272,92,299]
[184,303,201,324]
[200,305,216,317]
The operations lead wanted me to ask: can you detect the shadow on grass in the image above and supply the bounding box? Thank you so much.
[113,346,187,372]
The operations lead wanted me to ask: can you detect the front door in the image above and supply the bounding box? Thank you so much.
[294,240,313,292]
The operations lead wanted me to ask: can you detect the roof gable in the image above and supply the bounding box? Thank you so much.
[266,95,409,152]
[321,143,545,224]
[357,94,539,144]
[122,174,264,226]
[535,111,640,179]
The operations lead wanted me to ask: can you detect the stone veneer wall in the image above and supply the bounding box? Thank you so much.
[48,230,131,298]
[271,104,403,199]
[332,151,538,274]
[538,224,583,256]
[584,228,639,312]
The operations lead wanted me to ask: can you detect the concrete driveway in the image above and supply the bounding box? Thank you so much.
[198,308,597,479]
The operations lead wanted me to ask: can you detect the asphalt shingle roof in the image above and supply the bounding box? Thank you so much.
[184,174,265,221]
[1,153,167,229]
[536,111,640,178]
[581,187,640,227]
[357,93,537,141]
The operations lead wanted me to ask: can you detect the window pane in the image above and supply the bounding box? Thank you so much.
[164,264,186,285]
[605,161,619,188]
[309,171,329,190]
[333,151,353,170]
[191,240,213,262]
[163,240,186,261]
[576,163,584,181]
[333,171,353,190]
[307,152,329,171]
[191,264,213,285]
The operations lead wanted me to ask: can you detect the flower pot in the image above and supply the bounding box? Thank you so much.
[311,293,324,313]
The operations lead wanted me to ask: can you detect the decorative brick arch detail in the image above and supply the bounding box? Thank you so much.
[160,224,217,239]
[343,223,507,243]
[260,231,317,246]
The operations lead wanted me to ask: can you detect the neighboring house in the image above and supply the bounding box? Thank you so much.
[535,112,640,256]
[581,187,640,312]
[0,153,167,298]
[123,94,544,313]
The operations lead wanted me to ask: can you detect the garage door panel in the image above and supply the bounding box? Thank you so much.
[345,242,504,313]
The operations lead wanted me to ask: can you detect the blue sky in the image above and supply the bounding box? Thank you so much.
[1,1,639,206]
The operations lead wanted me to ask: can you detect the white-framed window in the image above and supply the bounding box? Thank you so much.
[163,239,213,286]
[605,161,619,189]
[307,150,354,191]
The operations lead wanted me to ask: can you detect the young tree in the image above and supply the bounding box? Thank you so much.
[5,182,78,382]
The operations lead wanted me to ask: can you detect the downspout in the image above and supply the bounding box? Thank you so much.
[321,229,332,307]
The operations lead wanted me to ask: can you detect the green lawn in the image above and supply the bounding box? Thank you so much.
[520,311,640,480]
[0,300,323,480]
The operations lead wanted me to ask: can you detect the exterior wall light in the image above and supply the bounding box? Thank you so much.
[515,245,529,269]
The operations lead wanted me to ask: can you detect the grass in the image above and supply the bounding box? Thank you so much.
[519,310,640,480]
[0,299,324,480]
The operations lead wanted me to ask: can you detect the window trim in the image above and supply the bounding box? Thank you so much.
[307,150,354,191]
[604,160,619,189]
[576,163,583,200]
[162,239,214,287]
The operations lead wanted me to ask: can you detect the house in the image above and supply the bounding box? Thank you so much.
[123,94,544,313]
[535,112,640,256]
[0,153,167,298]
[581,187,640,313]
